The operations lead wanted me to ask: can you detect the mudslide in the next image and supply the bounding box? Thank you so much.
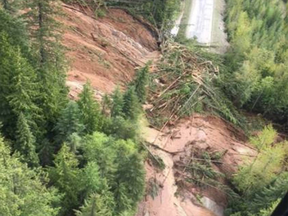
[137,115,257,216]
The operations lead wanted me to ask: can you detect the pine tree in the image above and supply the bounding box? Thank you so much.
[249,172,288,214]
[49,144,81,215]
[77,82,103,134]
[134,64,149,103]
[23,0,68,132]
[55,101,84,145]
[110,86,124,118]
[0,32,41,139]
[76,193,113,216]
[114,152,145,213]
[23,0,63,68]
[15,112,39,167]
[83,132,116,181]
[0,136,61,216]
[122,86,141,121]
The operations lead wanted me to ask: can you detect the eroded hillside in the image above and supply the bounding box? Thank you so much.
[138,115,256,216]
[61,4,159,96]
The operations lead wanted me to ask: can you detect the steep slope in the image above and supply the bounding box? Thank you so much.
[61,4,159,96]
[60,5,257,216]
[138,115,256,216]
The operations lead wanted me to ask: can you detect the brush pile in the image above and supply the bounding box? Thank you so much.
[147,40,239,128]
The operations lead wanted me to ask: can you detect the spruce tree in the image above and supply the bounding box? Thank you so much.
[55,101,84,145]
[122,86,141,121]
[23,0,68,131]
[76,193,113,216]
[0,32,41,139]
[0,136,61,216]
[110,86,124,118]
[49,144,81,215]
[15,112,39,167]
[77,82,103,134]
[114,151,145,213]
[134,64,149,103]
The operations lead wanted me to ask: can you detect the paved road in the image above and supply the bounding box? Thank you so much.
[185,0,214,44]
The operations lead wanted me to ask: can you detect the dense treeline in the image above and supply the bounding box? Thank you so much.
[223,0,288,123]
[226,126,288,216]
[222,0,288,215]
[0,0,150,215]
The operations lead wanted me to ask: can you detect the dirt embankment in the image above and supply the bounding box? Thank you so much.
[61,4,159,97]
[138,114,257,216]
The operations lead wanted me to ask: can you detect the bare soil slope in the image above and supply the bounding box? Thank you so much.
[138,114,257,216]
[61,4,159,96]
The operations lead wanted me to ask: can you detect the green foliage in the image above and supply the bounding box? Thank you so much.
[0,136,61,216]
[0,10,31,58]
[109,116,140,141]
[82,132,145,215]
[15,112,39,167]
[77,82,103,134]
[134,64,149,103]
[55,101,84,145]
[48,144,82,215]
[122,86,141,121]
[223,0,288,122]
[76,193,113,216]
[233,126,286,195]
[249,124,277,150]
[228,126,288,215]
[114,153,145,213]
[110,86,124,118]
[23,0,68,130]
[0,32,41,140]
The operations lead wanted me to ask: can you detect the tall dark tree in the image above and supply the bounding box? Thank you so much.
[110,86,124,118]
[122,86,141,121]
[0,32,41,139]
[24,0,68,128]
[0,136,61,215]
[76,193,113,216]
[15,112,39,167]
[134,64,149,103]
[48,144,82,215]
[54,101,84,145]
[77,82,103,134]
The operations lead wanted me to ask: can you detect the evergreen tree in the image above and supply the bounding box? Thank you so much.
[0,32,41,139]
[110,86,124,118]
[114,151,145,214]
[78,82,103,134]
[15,112,39,167]
[23,0,63,68]
[23,0,68,132]
[49,144,81,215]
[83,132,116,180]
[67,132,82,154]
[0,136,61,216]
[76,193,113,216]
[122,86,141,121]
[134,64,149,103]
[110,116,139,140]
[38,138,54,166]
[55,101,84,145]
[0,0,20,13]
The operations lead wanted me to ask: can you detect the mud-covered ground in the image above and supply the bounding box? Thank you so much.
[137,114,257,216]
[61,4,159,96]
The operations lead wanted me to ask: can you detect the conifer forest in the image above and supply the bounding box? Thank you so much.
[0,0,288,216]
